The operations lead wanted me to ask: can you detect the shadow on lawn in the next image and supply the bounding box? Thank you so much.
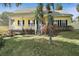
[0,37,79,56]
[58,29,79,40]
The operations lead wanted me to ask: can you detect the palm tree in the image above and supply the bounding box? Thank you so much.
[55,3,63,10]
[35,3,44,34]
[76,4,79,21]
[46,3,54,44]
[76,4,79,12]
[3,3,22,7]
[34,8,39,34]
[46,3,63,44]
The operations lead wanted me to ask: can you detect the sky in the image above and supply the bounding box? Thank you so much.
[0,3,78,19]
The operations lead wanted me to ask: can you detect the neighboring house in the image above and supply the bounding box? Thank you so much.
[8,8,73,31]
[0,18,9,34]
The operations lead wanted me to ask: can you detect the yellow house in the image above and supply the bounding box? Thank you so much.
[9,13,35,30]
[8,9,73,31]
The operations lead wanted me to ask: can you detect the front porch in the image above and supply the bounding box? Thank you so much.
[8,18,73,35]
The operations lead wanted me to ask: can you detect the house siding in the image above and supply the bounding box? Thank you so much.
[10,14,72,30]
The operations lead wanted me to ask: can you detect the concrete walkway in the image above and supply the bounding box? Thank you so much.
[3,34,79,45]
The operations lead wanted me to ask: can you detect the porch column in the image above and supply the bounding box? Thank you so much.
[9,17,12,30]
[35,19,37,35]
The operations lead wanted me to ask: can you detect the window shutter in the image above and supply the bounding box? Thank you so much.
[28,20,30,25]
[23,20,24,26]
[18,20,20,26]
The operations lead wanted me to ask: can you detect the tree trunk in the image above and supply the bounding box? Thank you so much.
[36,19,41,35]
[48,25,53,44]
[47,12,54,44]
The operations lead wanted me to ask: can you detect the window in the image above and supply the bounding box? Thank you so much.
[54,20,58,25]
[54,20,60,26]
[54,20,67,27]
[61,20,67,27]
[18,20,25,26]
[28,20,35,26]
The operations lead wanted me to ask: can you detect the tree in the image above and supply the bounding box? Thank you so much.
[3,3,22,7]
[55,3,63,10]
[35,3,44,34]
[0,12,11,26]
[46,3,63,44]
[76,4,79,12]
[34,9,39,34]
[46,3,54,44]
[76,4,79,22]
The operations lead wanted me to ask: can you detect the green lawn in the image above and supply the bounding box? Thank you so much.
[0,30,79,56]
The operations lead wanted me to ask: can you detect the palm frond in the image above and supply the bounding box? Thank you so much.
[51,3,55,10]
[46,4,51,13]
[76,4,79,12]
[16,3,22,7]
[55,3,63,10]
[3,3,22,7]
[3,3,9,7]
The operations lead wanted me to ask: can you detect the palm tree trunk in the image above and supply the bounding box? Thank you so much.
[46,3,54,44]
[48,14,53,44]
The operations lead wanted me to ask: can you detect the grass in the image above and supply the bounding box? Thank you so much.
[0,30,79,56]
[0,23,79,56]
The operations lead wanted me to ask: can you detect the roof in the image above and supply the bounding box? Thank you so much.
[14,8,36,13]
[8,13,35,17]
[51,11,73,16]
[8,8,73,17]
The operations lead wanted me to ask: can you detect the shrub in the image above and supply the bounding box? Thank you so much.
[8,30,15,36]
[41,24,59,36]
[25,29,35,34]
[67,26,74,31]
[58,26,74,31]
[0,35,4,48]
